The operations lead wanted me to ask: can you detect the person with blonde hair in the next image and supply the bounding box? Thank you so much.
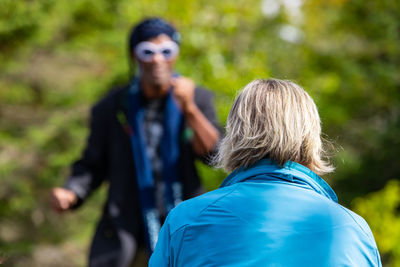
[149,78,382,266]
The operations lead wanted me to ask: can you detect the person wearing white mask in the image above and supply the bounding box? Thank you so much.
[51,17,220,267]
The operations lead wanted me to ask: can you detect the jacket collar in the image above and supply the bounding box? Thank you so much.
[220,159,338,203]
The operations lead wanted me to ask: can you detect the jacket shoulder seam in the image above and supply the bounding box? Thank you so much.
[338,205,377,244]
[169,184,240,236]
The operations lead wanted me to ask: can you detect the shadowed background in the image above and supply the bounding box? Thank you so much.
[0,0,399,266]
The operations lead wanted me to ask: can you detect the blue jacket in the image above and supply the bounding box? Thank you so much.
[149,159,382,266]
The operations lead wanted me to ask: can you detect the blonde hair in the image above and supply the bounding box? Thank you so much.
[215,79,334,175]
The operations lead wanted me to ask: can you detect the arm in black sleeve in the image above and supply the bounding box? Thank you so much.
[193,88,223,164]
[64,103,109,208]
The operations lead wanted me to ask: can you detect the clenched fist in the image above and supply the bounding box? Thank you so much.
[171,76,196,113]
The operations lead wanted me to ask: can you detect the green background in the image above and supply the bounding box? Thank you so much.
[1,0,399,265]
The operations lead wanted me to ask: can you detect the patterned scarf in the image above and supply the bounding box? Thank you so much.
[127,79,183,254]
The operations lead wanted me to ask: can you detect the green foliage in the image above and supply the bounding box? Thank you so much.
[300,0,400,202]
[353,180,400,266]
[1,0,399,265]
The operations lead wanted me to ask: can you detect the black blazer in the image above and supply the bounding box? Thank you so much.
[64,85,220,264]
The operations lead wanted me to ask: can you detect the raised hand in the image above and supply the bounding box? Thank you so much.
[171,76,196,113]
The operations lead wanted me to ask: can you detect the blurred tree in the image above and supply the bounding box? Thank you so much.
[300,0,400,202]
[353,180,400,266]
